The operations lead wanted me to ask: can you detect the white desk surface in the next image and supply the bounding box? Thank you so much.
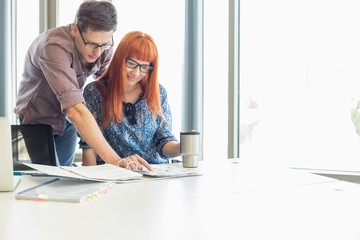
[1,159,360,240]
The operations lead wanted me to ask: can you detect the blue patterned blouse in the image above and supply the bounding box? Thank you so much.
[79,80,177,164]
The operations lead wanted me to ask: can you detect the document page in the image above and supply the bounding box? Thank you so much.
[23,163,142,182]
[135,163,202,177]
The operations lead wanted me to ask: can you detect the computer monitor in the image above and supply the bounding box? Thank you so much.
[11,124,57,170]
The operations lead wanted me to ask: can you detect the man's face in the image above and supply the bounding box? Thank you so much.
[74,25,114,65]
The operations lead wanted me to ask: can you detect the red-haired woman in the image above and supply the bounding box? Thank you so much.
[79,31,181,167]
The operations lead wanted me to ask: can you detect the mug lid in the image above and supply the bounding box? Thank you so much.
[180,131,200,135]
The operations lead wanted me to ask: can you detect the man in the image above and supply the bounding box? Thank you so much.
[14,1,151,170]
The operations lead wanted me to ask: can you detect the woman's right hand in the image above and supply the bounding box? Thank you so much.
[117,154,153,171]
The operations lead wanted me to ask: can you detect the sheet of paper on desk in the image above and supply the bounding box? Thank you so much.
[135,164,202,177]
[23,163,142,182]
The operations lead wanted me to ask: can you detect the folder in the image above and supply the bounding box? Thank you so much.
[15,177,116,203]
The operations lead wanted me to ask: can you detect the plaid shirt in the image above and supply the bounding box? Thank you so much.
[14,24,113,134]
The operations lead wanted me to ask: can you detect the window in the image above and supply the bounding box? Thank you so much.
[239,0,360,168]
[13,0,39,121]
[203,1,229,160]
[16,1,39,89]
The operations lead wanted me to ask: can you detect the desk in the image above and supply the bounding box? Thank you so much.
[1,159,360,240]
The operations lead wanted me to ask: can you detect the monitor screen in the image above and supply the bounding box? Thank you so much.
[11,124,56,170]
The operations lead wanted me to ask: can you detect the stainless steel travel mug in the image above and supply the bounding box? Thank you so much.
[180,131,200,168]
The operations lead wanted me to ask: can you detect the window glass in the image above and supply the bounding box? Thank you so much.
[203,2,229,160]
[240,0,360,168]
[58,0,83,27]
[16,0,39,93]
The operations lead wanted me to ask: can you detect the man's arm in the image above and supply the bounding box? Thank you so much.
[66,103,120,165]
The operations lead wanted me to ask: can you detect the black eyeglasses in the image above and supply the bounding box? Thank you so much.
[77,24,114,51]
[126,58,153,73]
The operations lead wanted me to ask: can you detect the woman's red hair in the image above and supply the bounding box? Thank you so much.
[96,31,160,127]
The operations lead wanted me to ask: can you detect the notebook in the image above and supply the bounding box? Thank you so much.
[15,177,115,203]
[0,117,21,191]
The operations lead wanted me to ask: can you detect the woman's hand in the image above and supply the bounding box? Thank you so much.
[117,154,153,171]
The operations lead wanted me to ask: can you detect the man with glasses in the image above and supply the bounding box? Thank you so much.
[14,1,151,171]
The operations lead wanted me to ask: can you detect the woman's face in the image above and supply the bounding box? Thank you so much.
[125,58,152,87]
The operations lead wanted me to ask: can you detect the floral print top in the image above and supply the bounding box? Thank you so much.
[79,80,177,164]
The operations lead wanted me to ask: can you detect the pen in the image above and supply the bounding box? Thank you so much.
[13,171,36,176]
[13,171,47,176]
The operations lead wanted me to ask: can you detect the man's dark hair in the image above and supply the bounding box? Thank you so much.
[75,1,117,32]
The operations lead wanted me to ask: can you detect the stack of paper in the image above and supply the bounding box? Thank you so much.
[23,163,142,182]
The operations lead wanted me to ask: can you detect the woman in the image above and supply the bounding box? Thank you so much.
[80,31,180,167]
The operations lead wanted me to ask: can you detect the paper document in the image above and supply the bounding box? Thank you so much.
[23,163,142,182]
[135,163,202,177]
